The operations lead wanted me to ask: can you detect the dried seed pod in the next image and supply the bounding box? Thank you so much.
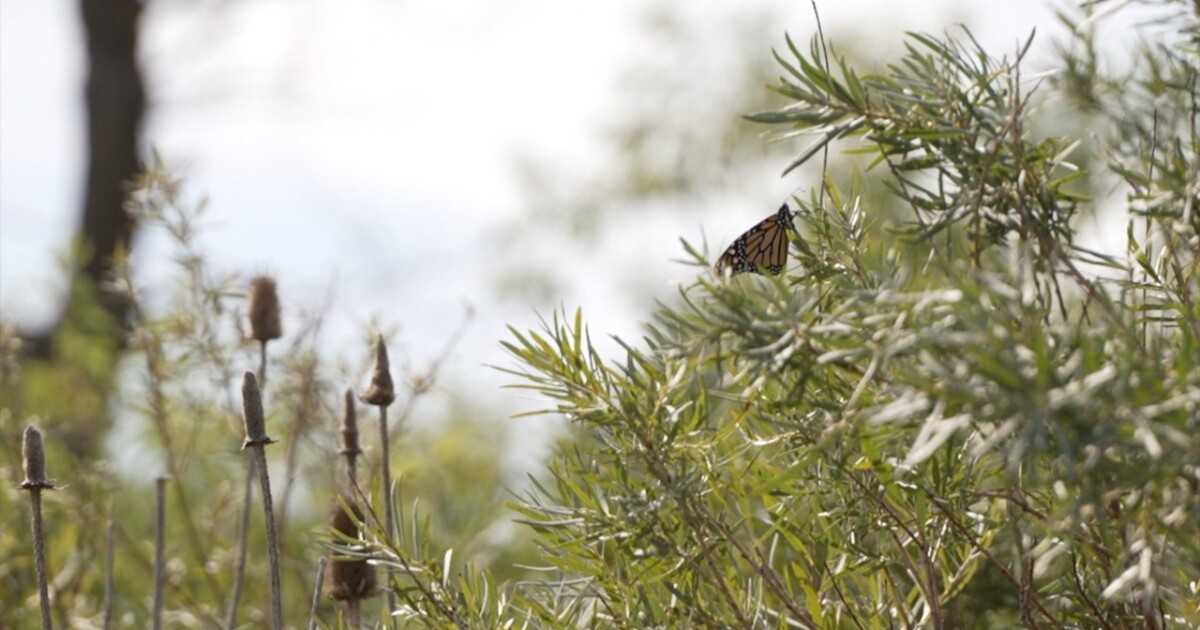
[20,425,54,490]
[247,276,283,342]
[324,498,377,602]
[358,335,395,407]
[241,371,275,448]
[338,388,361,456]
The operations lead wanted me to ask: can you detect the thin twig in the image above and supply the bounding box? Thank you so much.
[259,340,268,387]
[29,488,53,630]
[339,388,362,493]
[103,508,115,630]
[308,556,328,630]
[21,425,56,630]
[925,489,1059,625]
[152,477,169,630]
[241,372,283,630]
[377,404,397,628]
[360,334,400,628]
[253,442,284,629]
[106,517,224,627]
[226,456,255,629]
[809,0,832,210]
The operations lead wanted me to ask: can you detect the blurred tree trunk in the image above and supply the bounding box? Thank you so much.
[15,0,145,459]
[78,0,145,335]
[24,0,145,360]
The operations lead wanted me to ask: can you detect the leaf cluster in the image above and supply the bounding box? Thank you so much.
[490,8,1200,628]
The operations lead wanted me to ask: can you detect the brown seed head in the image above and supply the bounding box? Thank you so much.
[324,498,378,602]
[240,371,275,448]
[338,388,362,455]
[247,275,283,342]
[20,425,55,490]
[359,335,396,407]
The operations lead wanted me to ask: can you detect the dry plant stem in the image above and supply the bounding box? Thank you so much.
[308,556,327,630]
[105,516,224,627]
[104,512,115,630]
[127,293,222,602]
[251,446,284,630]
[28,489,53,630]
[357,335,407,628]
[258,340,269,387]
[152,477,168,630]
[378,405,394,539]
[377,404,397,628]
[226,456,255,629]
[242,371,283,630]
[22,425,56,630]
[339,389,362,492]
[346,600,362,628]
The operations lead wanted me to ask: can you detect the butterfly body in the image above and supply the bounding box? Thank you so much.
[716,204,796,275]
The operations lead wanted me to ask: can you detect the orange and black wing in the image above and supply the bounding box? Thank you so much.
[716,204,795,275]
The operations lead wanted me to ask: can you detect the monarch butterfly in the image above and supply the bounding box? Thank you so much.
[716,204,796,275]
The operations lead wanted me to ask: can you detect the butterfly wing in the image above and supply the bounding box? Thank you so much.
[716,204,795,275]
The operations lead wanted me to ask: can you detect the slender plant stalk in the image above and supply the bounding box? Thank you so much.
[339,388,362,492]
[21,425,56,630]
[377,405,396,627]
[236,271,279,627]
[331,391,375,628]
[241,371,283,630]
[152,477,168,630]
[308,557,328,630]
[258,340,268,387]
[251,447,284,630]
[377,405,394,542]
[103,509,115,630]
[359,335,398,628]
[231,297,276,627]
[29,489,52,630]
[226,456,255,629]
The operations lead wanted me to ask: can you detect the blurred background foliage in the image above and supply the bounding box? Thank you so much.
[3,0,1200,627]
[0,173,528,626]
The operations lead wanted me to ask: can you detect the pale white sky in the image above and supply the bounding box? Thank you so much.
[1,0,1086,434]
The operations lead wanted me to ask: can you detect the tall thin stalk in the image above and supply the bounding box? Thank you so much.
[152,477,168,630]
[307,557,328,630]
[229,275,283,628]
[377,405,393,540]
[20,425,56,630]
[241,371,283,630]
[358,335,396,627]
[259,341,269,385]
[225,458,254,630]
[103,509,115,630]
[338,388,362,492]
